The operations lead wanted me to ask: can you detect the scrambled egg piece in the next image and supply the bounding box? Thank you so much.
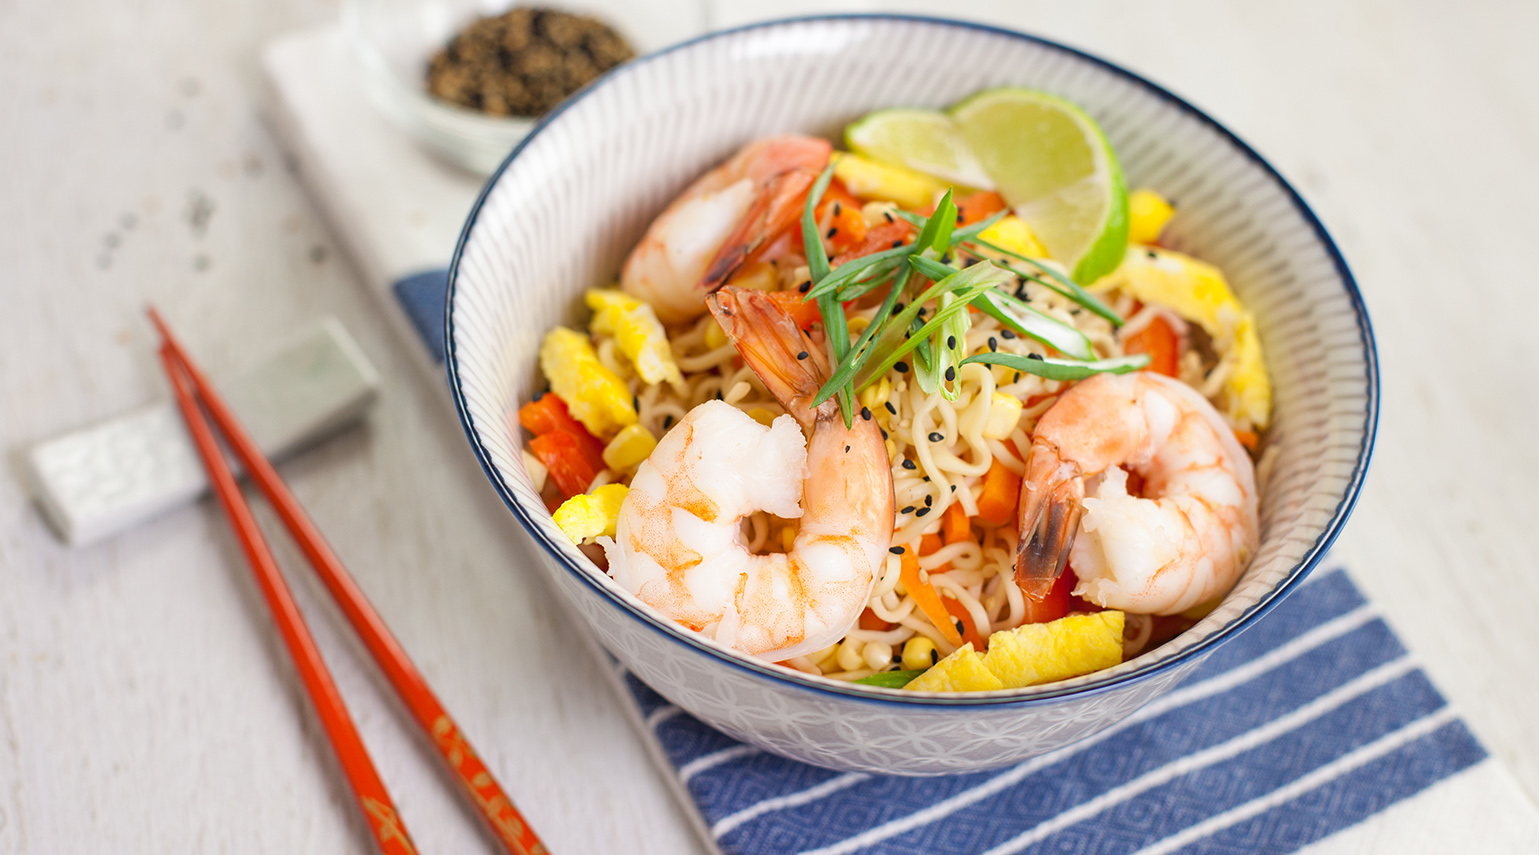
[980,612,1125,689]
[585,288,684,389]
[539,327,637,439]
[552,484,629,544]
[904,643,1004,692]
[832,152,947,210]
[1127,189,1175,244]
[1097,247,1272,429]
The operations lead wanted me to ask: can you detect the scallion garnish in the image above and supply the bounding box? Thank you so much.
[792,168,1141,425]
[960,351,1150,381]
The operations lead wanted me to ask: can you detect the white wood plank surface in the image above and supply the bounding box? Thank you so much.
[0,1,1532,853]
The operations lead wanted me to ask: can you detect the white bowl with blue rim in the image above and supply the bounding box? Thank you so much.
[445,15,1378,775]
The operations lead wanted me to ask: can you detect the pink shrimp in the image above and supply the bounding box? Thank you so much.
[601,287,893,659]
[1016,371,1258,615]
[619,135,832,324]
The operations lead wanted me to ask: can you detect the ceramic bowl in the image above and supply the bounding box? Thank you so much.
[445,15,1377,775]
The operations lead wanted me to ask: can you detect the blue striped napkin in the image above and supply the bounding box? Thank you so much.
[401,269,1485,855]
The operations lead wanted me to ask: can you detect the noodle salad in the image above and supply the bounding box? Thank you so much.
[519,89,1273,692]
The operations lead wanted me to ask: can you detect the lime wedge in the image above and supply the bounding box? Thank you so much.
[845,108,995,191]
[949,88,1129,284]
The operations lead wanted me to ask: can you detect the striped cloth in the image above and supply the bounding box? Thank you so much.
[399,271,1483,855]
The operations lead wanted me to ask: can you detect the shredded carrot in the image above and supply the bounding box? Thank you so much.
[1123,315,1181,377]
[956,190,1008,226]
[765,289,824,331]
[899,547,964,647]
[1233,428,1258,451]
[942,501,970,545]
[942,596,987,649]
[976,457,1021,527]
[919,531,952,573]
[857,608,893,632]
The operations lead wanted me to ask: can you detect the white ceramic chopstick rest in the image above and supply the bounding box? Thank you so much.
[22,317,381,546]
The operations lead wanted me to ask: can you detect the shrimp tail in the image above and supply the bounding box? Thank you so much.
[700,168,818,291]
[1014,440,1084,599]
[707,286,830,428]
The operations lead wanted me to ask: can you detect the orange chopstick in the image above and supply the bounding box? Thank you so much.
[151,310,549,855]
[158,345,419,855]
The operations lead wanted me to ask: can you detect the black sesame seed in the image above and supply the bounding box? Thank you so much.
[1071,308,1082,315]
[988,337,999,352]
[944,367,956,382]
[895,361,910,373]
[532,391,545,402]
[1027,353,1044,361]
[916,507,931,517]
[955,211,964,223]
[930,649,939,665]
[796,350,809,360]
[833,202,842,217]
[928,431,944,442]
[891,240,903,248]
[953,618,963,633]
[883,211,894,223]
[901,505,916,514]
[663,415,674,428]
[884,402,898,415]
[1001,329,1017,340]
[880,428,888,440]
[632,394,639,411]
[902,459,917,470]
[940,254,951,265]
[1013,372,1022,383]
[826,226,838,239]
[950,484,957,492]
[924,494,933,506]
[798,280,812,293]
[946,335,956,349]
[715,390,723,399]
[861,406,872,421]
[923,475,931,482]
[1146,249,1158,259]
[845,445,851,453]
[894,302,905,313]
[889,546,905,555]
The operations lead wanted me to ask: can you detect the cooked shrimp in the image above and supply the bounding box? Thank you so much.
[1015,371,1258,615]
[601,286,894,660]
[619,135,832,324]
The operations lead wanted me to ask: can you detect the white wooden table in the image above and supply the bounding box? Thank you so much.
[0,1,1533,852]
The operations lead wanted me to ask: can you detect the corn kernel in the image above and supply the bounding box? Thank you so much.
[982,392,1024,440]
[847,316,870,335]
[552,484,629,544]
[862,641,894,671]
[780,526,796,552]
[730,261,778,292]
[602,423,657,471]
[978,216,1046,259]
[747,407,778,427]
[1128,189,1175,245]
[902,636,939,671]
[859,376,892,411]
[704,317,729,350]
[836,638,865,672]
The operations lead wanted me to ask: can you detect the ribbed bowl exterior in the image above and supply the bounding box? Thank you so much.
[446,16,1376,775]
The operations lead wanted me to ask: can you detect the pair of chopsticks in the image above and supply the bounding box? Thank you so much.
[148,309,548,855]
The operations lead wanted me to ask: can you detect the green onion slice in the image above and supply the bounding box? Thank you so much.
[960,351,1150,381]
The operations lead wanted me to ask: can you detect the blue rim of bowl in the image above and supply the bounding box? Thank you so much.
[444,13,1380,707]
